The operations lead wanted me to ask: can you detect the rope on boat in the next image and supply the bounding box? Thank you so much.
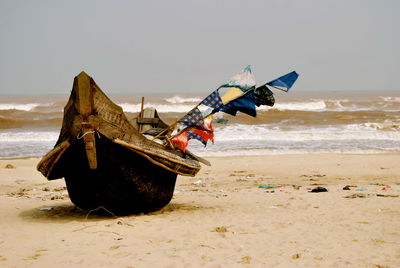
[77,130,100,139]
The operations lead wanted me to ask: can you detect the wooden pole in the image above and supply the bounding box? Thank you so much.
[138,97,145,132]
[152,106,197,140]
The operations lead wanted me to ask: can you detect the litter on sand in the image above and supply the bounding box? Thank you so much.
[376,194,399,198]
[309,187,328,193]
[258,185,278,189]
[39,207,54,211]
[258,185,284,189]
[344,193,366,198]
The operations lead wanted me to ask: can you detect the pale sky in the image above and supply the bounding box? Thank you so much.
[0,0,399,95]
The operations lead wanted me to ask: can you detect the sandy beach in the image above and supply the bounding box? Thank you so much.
[0,154,399,268]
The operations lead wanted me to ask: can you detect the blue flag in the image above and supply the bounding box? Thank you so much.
[201,90,224,110]
[179,108,204,127]
[266,71,299,92]
[222,91,256,117]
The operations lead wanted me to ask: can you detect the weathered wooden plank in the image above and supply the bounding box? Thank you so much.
[76,72,97,169]
[137,118,160,124]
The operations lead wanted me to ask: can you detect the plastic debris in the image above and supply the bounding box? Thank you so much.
[381,186,392,190]
[193,180,203,185]
[258,185,279,189]
[39,207,53,211]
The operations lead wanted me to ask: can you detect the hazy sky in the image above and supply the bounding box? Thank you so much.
[0,0,399,95]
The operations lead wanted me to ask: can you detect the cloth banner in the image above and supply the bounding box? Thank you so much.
[222,91,256,117]
[178,108,204,127]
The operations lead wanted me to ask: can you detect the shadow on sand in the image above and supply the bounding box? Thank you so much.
[19,202,206,223]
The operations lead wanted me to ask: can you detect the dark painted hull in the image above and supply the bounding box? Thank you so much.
[63,137,177,215]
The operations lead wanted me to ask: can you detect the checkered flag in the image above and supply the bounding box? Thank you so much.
[178,108,204,127]
[201,90,224,110]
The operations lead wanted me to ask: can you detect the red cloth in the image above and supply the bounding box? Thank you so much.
[193,116,214,143]
[191,128,214,144]
[171,131,189,152]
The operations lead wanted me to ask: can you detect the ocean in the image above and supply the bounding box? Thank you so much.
[0,91,399,159]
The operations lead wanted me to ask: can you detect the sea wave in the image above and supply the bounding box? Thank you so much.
[266,100,327,111]
[0,103,44,111]
[0,131,59,142]
[119,100,370,113]
[0,116,62,129]
[119,103,195,113]
[214,124,400,142]
[195,148,398,157]
[165,95,201,104]
[261,99,383,112]
[1,123,399,158]
[380,96,400,102]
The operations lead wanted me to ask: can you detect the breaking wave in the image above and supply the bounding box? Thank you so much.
[0,103,44,111]
[165,95,201,104]
[119,103,195,113]
[0,92,399,158]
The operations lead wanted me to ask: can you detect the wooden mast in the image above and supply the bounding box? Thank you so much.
[138,97,145,132]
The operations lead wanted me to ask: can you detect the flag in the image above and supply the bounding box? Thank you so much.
[201,90,224,110]
[221,91,257,117]
[178,108,204,127]
[171,131,189,152]
[254,85,275,107]
[191,128,214,145]
[266,71,299,92]
[188,116,215,146]
[193,116,214,143]
[220,65,256,92]
[220,87,243,104]
[188,131,207,146]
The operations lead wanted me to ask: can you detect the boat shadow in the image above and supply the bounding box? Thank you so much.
[19,202,206,223]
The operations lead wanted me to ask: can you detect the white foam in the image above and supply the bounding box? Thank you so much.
[116,97,396,113]
[269,100,327,111]
[196,148,395,157]
[380,96,400,102]
[0,131,58,142]
[165,96,201,104]
[259,99,384,112]
[119,103,195,113]
[214,124,400,142]
[0,103,42,111]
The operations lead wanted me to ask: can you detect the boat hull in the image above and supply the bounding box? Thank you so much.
[62,137,177,215]
[37,71,201,214]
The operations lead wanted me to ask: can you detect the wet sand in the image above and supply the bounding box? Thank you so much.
[0,154,399,267]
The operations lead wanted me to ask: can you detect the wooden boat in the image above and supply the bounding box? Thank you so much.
[37,71,202,215]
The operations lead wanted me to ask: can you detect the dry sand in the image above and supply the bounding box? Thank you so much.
[0,154,399,268]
